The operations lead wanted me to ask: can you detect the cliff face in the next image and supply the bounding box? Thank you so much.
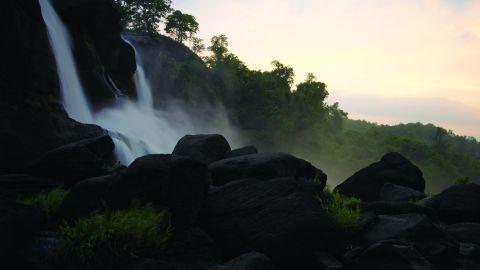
[123,32,222,116]
[0,0,136,174]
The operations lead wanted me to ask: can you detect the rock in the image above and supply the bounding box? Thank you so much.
[173,134,231,164]
[360,214,459,269]
[313,252,343,269]
[380,183,426,202]
[202,177,343,269]
[127,259,176,270]
[425,183,480,224]
[25,135,115,184]
[58,175,113,219]
[226,146,258,158]
[0,196,42,261]
[209,252,275,270]
[106,154,210,228]
[0,174,53,199]
[457,243,480,270]
[446,223,480,246]
[362,201,437,220]
[335,152,425,202]
[209,152,326,188]
[350,240,434,270]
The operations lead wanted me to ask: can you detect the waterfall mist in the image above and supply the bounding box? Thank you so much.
[40,0,241,165]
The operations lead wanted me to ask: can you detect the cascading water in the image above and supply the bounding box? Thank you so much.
[38,0,93,124]
[40,0,239,165]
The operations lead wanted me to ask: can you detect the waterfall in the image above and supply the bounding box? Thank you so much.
[39,0,93,124]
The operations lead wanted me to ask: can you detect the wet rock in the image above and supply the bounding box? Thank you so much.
[226,146,258,158]
[362,201,437,220]
[208,252,275,270]
[173,134,231,165]
[0,174,53,199]
[446,223,480,246]
[380,183,426,202]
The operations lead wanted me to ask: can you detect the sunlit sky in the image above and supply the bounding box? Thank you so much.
[173,0,480,138]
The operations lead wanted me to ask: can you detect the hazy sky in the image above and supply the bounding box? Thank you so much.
[173,0,480,138]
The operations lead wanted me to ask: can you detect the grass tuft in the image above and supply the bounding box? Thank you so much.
[54,203,172,269]
[22,187,67,217]
[317,187,362,231]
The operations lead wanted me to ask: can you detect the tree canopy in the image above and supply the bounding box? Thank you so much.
[164,10,199,43]
[114,0,172,35]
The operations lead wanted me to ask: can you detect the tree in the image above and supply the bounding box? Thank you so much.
[114,0,172,35]
[164,10,199,43]
[205,34,230,67]
[190,37,205,55]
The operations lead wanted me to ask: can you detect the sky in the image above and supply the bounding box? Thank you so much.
[173,0,480,138]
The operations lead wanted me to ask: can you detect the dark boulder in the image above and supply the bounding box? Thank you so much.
[209,152,326,188]
[425,183,480,224]
[360,214,459,269]
[25,135,115,184]
[362,201,437,220]
[335,152,425,202]
[208,252,275,270]
[446,223,480,246]
[0,197,43,260]
[173,134,231,164]
[202,177,343,269]
[58,175,113,219]
[106,154,210,228]
[226,146,258,158]
[457,243,480,270]
[380,183,426,202]
[349,240,434,270]
[0,174,53,199]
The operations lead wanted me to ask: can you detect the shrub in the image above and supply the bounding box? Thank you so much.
[454,176,471,185]
[317,187,362,231]
[22,187,67,217]
[54,204,171,269]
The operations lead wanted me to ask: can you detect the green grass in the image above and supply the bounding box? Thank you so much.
[54,203,172,269]
[454,176,471,185]
[22,187,67,217]
[317,187,362,231]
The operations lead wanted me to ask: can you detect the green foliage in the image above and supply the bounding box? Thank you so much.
[22,187,67,218]
[454,176,471,185]
[55,204,171,269]
[190,37,205,55]
[113,0,172,35]
[165,10,199,43]
[317,188,362,231]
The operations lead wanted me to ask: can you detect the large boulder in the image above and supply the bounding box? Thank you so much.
[335,152,425,202]
[362,201,437,220]
[202,177,343,269]
[0,174,53,199]
[360,214,459,269]
[25,135,115,184]
[425,183,480,224]
[208,252,275,270]
[208,152,326,188]
[379,183,426,202]
[348,240,434,270]
[106,154,210,228]
[58,175,113,219]
[446,223,480,246]
[172,134,231,164]
[226,146,258,158]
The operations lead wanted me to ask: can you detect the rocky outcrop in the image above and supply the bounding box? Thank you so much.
[380,183,426,202]
[208,252,275,270]
[335,152,425,202]
[173,134,232,165]
[425,183,480,224]
[0,174,53,199]
[209,152,327,188]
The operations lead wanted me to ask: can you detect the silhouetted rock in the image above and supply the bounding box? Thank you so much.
[202,177,343,269]
[106,154,210,228]
[360,214,459,269]
[349,240,434,270]
[209,252,275,270]
[25,135,115,184]
[362,201,437,220]
[226,146,258,158]
[425,183,480,224]
[457,243,480,270]
[335,152,425,202]
[380,183,426,202]
[446,223,480,246]
[58,175,113,219]
[209,152,326,188]
[173,134,231,164]
[0,174,53,199]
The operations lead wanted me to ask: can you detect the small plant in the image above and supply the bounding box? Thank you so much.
[54,203,171,269]
[454,176,471,185]
[317,187,362,231]
[22,187,67,217]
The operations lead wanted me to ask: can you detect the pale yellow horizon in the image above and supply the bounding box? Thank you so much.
[174,0,480,138]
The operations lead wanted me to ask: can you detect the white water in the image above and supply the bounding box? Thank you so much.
[40,0,240,165]
[39,0,93,124]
